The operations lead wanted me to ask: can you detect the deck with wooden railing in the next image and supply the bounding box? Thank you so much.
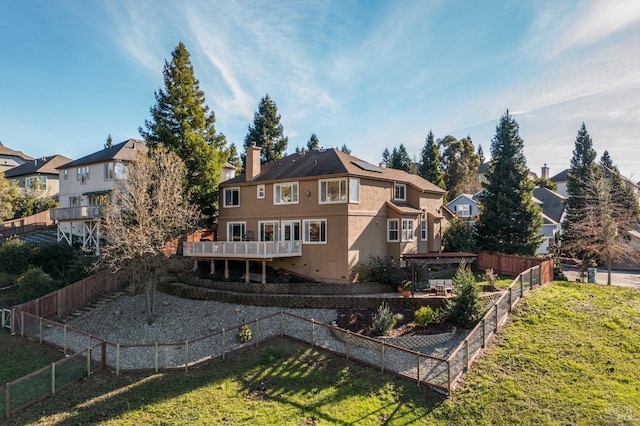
[50,206,101,221]
[183,240,302,259]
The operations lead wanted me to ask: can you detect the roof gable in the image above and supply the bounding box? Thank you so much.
[0,145,34,161]
[4,154,72,177]
[533,187,565,223]
[59,139,146,169]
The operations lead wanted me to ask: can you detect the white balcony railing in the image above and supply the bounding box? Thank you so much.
[183,241,302,259]
[50,206,102,221]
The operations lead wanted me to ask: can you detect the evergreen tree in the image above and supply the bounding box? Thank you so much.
[477,144,485,164]
[446,261,483,328]
[389,144,414,173]
[561,123,599,262]
[243,94,288,165]
[226,143,242,174]
[418,130,446,193]
[442,218,477,253]
[306,133,320,151]
[105,134,113,149]
[600,150,614,170]
[381,148,391,166]
[475,111,543,255]
[339,144,351,154]
[140,42,227,222]
[440,135,481,200]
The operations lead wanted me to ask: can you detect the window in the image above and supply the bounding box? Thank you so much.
[402,219,414,242]
[89,194,107,206]
[259,221,279,241]
[274,182,298,204]
[227,222,246,241]
[387,219,399,242]
[69,196,80,207]
[105,162,127,180]
[319,178,347,203]
[63,169,68,180]
[25,176,46,190]
[349,178,360,203]
[281,220,300,241]
[257,184,265,199]
[421,219,428,241]
[77,166,90,183]
[394,183,406,201]
[456,204,471,217]
[223,187,240,207]
[303,219,327,244]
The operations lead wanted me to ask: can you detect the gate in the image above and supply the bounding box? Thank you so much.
[1,308,11,330]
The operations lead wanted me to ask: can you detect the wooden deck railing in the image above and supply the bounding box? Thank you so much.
[183,240,302,259]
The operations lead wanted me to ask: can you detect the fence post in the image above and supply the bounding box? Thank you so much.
[280,310,284,337]
[465,339,469,371]
[447,359,452,395]
[11,307,15,335]
[6,383,10,418]
[416,354,420,385]
[508,287,513,311]
[101,342,106,370]
[494,304,499,332]
[311,320,315,347]
[222,329,226,361]
[380,342,385,372]
[539,265,543,285]
[155,343,159,373]
[21,311,24,337]
[255,318,259,348]
[51,362,56,396]
[116,344,120,376]
[184,341,189,372]
[482,319,486,348]
[86,347,92,377]
[63,325,68,354]
[345,331,350,360]
[530,269,533,290]
[520,275,524,296]
[39,317,43,344]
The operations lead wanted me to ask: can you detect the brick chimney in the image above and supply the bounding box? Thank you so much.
[541,164,549,180]
[246,143,262,181]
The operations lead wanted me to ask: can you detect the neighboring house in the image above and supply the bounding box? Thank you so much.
[550,169,569,197]
[3,154,72,199]
[446,192,481,221]
[185,146,449,284]
[532,187,565,254]
[51,139,147,253]
[221,162,237,182]
[0,145,33,173]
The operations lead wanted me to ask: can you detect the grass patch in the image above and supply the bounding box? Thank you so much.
[6,281,640,425]
[0,329,63,385]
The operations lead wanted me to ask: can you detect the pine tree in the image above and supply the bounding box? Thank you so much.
[477,144,485,164]
[243,94,288,165]
[418,130,446,193]
[306,133,320,151]
[475,111,543,255]
[389,144,414,173]
[140,42,227,222]
[227,143,242,174]
[381,148,391,166]
[105,134,113,149]
[339,144,351,154]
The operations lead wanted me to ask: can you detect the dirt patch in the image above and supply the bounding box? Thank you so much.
[334,309,454,337]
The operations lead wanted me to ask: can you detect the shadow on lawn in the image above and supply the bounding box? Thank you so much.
[7,338,446,425]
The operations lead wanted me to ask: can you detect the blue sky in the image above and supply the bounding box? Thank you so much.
[1,0,639,180]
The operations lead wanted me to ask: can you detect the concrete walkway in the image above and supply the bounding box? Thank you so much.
[562,266,640,289]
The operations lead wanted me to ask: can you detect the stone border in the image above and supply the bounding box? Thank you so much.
[331,321,457,350]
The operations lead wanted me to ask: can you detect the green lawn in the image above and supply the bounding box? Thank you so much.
[0,329,63,385]
[5,281,640,425]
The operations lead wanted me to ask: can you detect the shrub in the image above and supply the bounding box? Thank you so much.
[442,218,477,253]
[367,256,403,288]
[446,260,483,328]
[237,323,252,343]
[32,242,75,280]
[0,238,32,275]
[484,268,497,290]
[414,306,434,327]
[371,302,399,336]
[16,267,56,303]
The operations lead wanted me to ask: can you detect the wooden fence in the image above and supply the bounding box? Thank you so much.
[477,251,553,282]
[11,269,128,320]
[0,210,53,239]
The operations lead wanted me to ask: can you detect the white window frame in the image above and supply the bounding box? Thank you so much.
[421,219,428,241]
[349,178,360,203]
[401,219,414,242]
[257,184,265,199]
[25,176,46,189]
[319,178,348,204]
[274,182,299,205]
[303,219,327,244]
[394,183,406,201]
[227,222,246,241]
[223,187,240,207]
[258,220,279,242]
[105,162,127,180]
[387,219,399,242]
[63,169,68,180]
[456,204,471,217]
[77,166,90,183]
[280,220,301,241]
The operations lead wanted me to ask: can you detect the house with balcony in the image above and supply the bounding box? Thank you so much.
[184,145,449,284]
[4,154,72,199]
[51,139,147,253]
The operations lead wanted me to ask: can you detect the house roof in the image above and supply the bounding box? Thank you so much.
[533,187,565,224]
[385,200,423,215]
[0,145,34,161]
[4,154,72,178]
[477,162,490,173]
[223,148,445,194]
[59,139,146,169]
[550,168,569,182]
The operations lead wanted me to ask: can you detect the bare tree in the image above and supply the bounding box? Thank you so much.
[101,147,199,324]
[560,168,639,285]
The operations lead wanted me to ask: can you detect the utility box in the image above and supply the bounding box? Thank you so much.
[587,268,597,283]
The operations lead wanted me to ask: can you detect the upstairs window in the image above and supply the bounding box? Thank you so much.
[77,166,90,183]
[63,169,68,180]
[421,219,428,241]
[456,204,471,217]
[274,182,298,204]
[349,178,360,203]
[319,178,347,203]
[223,187,240,207]
[387,219,399,242]
[394,183,406,201]
[105,162,127,180]
[257,184,265,199]
[25,176,46,190]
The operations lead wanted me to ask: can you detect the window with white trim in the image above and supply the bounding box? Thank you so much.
[456,204,471,217]
[63,169,68,180]
[421,219,428,241]
[223,187,240,207]
[394,183,406,201]
[227,222,246,241]
[105,162,127,180]
[274,182,299,204]
[258,221,279,241]
[303,219,327,244]
[387,219,399,242]
[319,178,347,203]
[401,219,414,242]
[349,178,360,203]
[257,184,265,199]
[25,176,46,190]
[77,166,90,183]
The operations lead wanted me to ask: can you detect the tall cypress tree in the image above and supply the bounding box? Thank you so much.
[243,94,288,165]
[475,111,543,255]
[140,42,227,222]
[418,130,446,193]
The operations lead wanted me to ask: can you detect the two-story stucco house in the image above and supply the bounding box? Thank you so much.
[184,146,449,284]
[4,155,72,199]
[0,145,33,173]
[51,139,147,253]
